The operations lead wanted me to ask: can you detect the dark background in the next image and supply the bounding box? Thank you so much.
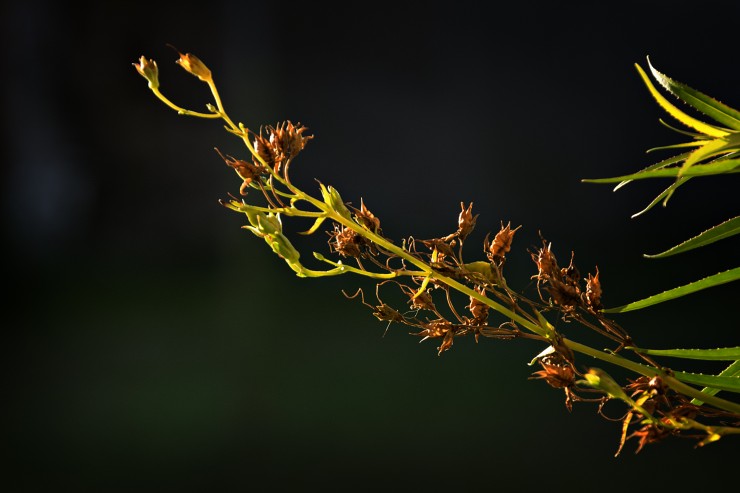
[4,1,739,491]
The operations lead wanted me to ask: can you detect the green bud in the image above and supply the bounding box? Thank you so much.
[319,183,351,219]
[580,368,631,402]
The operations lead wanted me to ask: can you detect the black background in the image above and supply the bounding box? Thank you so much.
[4,1,739,491]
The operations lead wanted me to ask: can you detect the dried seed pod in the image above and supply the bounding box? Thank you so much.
[457,202,478,241]
[328,223,367,258]
[531,240,560,282]
[252,121,313,173]
[546,279,581,312]
[216,148,266,195]
[485,221,522,263]
[585,267,603,310]
[352,198,381,233]
[468,287,489,325]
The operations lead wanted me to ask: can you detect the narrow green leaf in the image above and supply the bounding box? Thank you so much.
[582,158,740,183]
[678,137,735,177]
[602,267,740,313]
[648,58,740,131]
[612,151,691,191]
[636,63,730,138]
[644,216,740,258]
[692,360,740,406]
[646,141,706,153]
[672,371,740,393]
[628,346,740,361]
[632,178,689,218]
[657,118,708,139]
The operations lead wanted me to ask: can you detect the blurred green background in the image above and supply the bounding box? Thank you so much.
[4,1,739,491]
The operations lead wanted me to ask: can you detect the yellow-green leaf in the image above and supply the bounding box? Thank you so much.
[672,370,740,393]
[648,58,740,131]
[635,63,730,138]
[644,216,740,258]
[691,360,740,406]
[603,267,740,313]
[627,346,740,361]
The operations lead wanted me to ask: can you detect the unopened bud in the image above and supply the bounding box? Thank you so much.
[175,51,212,82]
[133,56,159,89]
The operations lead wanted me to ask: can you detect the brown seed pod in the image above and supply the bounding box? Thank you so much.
[252,121,313,174]
[457,202,479,241]
[351,198,381,233]
[327,223,364,258]
[531,240,560,283]
[467,287,489,325]
[216,149,267,196]
[484,221,522,264]
[585,267,603,311]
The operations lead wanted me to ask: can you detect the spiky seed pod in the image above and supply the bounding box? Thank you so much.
[457,202,479,241]
[252,132,277,171]
[529,361,576,390]
[352,199,381,233]
[216,149,266,195]
[468,288,489,325]
[561,252,580,285]
[421,238,456,260]
[585,267,603,310]
[408,288,436,313]
[372,303,405,323]
[252,121,313,174]
[531,241,560,282]
[546,279,581,312]
[485,221,522,263]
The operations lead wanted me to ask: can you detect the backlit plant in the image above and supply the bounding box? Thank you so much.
[134,50,740,455]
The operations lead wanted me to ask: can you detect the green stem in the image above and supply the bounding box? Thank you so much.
[312,205,740,414]
[568,339,740,414]
[150,88,221,118]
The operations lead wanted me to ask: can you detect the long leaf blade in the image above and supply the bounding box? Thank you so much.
[648,58,740,131]
[635,63,730,138]
[691,360,740,405]
[644,216,740,258]
[672,371,740,393]
[612,151,691,191]
[628,346,740,361]
[602,267,740,313]
[582,158,740,183]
